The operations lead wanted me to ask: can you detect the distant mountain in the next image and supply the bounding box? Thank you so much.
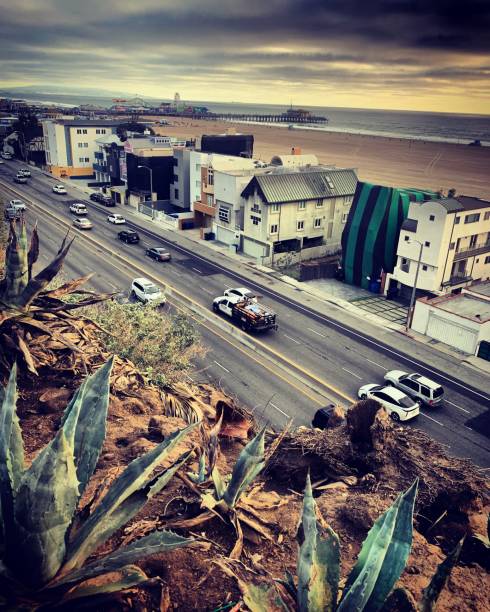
[0,85,138,98]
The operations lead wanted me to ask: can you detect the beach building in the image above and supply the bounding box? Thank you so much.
[240,167,358,264]
[411,280,490,360]
[387,195,490,299]
[200,133,254,158]
[42,119,123,178]
[341,182,436,290]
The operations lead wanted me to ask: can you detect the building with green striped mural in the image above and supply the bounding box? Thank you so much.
[341,182,436,289]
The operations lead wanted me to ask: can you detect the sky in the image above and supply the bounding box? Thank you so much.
[0,0,489,114]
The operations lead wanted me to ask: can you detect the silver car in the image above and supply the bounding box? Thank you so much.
[384,370,444,407]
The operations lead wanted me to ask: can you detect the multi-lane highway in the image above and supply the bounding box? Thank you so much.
[1,159,489,467]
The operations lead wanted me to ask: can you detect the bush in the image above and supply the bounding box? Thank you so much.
[87,299,204,386]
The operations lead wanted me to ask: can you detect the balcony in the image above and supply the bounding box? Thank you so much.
[454,240,490,261]
[93,163,107,173]
[193,199,215,217]
[94,152,104,160]
[441,273,473,287]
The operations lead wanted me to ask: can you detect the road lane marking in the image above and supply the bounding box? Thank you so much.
[284,334,301,344]
[446,400,470,414]
[307,327,326,338]
[269,402,291,418]
[464,425,473,431]
[200,286,213,294]
[213,360,230,373]
[420,413,444,426]
[366,358,385,369]
[342,367,362,380]
[192,267,203,274]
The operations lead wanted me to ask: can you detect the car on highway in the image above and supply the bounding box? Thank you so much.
[1,152,12,160]
[69,203,88,215]
[14,174,28,184]
[107,213,126,224]
[384,370,444,406]
[8,199,26,211]
[118,230,140,244]
[130,277,165,304]
[358,383,420,422]
[72,217,93,230]
[145,247,171,262]
[52,184,67,194]
[224,287,257,301]
[90,192,115,206]
[19,168,31,177]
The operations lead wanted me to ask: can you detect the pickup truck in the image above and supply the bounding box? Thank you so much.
[213,294,278,332]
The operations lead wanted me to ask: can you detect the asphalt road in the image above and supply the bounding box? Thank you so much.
[1,159,489,468]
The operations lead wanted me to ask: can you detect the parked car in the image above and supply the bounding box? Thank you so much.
[384,370,444,406]
[52,184,67,194]
[90,192,103,202]
[19,168,31,177]
[14,174,28,184]
[145,247,171,262]
[224,287,257,301]
[118,230,140,244]
[130,277,165,304]
[72,217,93,230]
[107,213,126,224]
[100,196,115,207]
[357,383,420,421]
[69,203,88,215]
[8,199,26,211]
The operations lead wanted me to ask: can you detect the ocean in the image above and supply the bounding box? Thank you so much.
[2,90,490,146]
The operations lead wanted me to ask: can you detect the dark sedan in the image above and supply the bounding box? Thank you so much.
[145,247,171,262]
[117,230,140,244]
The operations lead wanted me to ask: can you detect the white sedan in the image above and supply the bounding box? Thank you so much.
[73,217,93,230]
[52,184,67,194]
[107,213,126,224]
[224,287,257,301]
[357,383,420,422]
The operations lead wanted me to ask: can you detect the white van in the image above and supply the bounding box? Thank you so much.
[69,203,88,215]
[130,278,165,305]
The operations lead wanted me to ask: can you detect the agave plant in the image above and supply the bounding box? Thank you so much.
[0,218,111,375]
[0,358,197,608]
[242,474,419,612]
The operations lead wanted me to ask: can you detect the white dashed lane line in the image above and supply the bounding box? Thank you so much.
[200,286,213,294]
[445,400,470,414]
[420,412,444,426]
[307,327,326,338]
[283,334,301,344]
[366,358,386,369]
[342,367,362,380]
[269,402,291,419]
[192,267,202,274]
[213,360,230,373]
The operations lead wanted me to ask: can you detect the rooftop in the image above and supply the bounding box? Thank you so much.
[241,167,358,203]
[431,195,490,214]
[464,280,490,299]
[427,293,490,323]
[48,119,123,127]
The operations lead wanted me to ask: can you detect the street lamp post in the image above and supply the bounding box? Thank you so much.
[137,164,154,219]
[405,238,424,332]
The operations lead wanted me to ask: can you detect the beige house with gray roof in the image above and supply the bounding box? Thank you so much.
[239,167,358,264]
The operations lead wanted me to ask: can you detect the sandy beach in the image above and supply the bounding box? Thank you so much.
[151,118,490,200]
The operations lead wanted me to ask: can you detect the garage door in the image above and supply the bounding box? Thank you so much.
[215,225,235,245]
[427,313,477,354]
[242,237,268,260]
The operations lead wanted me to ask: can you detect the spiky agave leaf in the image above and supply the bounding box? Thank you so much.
[338,479,418,612]
[419,537,464,612]
[27,222,39,281]
[61,423,197,575]
[223,426,266,508]
[296,474,340,612]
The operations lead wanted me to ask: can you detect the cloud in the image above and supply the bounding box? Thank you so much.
[0,0,488,112]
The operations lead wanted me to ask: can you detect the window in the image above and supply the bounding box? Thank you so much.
[422,265,428,271]
[78,143,84,148]
[271,204,279,213]
[465,213,480,224]
[404,236,410,241]
[83,129,87,134]
[207,169,214,185]
[173,174,178,182]
[485,211,490,220]
[402,379,420,392]
[251,215,261,225]
[297,220,304,231]
[449,242,455,250]
[421,386,431,398]
[342,212,349,223]
[429,214,435,221]
[425,241,430,247]
[206,194,213,206]
[316,199,324,208]
[485,256,490,264]
[270,224,278,234]
[298,201,306,210]
[314,218,322,228]
[96,129,100,134]
[76,129,82,134]
[79,157,85,163]
[455,216,460,224]
[84,157,90,162]
[174,188,179,200]
[219,205,230,223]
[251,203,261,213]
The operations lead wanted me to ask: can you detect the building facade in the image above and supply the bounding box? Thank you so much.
[93,134,124,184]
[240,167,358,263]
[42,119,122,178]
[387,196,490,298]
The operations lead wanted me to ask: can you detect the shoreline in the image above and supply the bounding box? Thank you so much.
[150,117,490,200]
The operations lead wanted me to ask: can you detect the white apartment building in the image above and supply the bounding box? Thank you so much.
[387,195,490,298]
[42,119,122,178]
[239,167,358,263]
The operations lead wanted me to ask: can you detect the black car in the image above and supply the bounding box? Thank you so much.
[90,192,116,207]
[145,247,171,262]
[118,230,140,244]
[311,405,337,430]
[89,192,103,202]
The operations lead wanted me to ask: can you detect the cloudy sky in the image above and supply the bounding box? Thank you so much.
[0,0,489,114]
